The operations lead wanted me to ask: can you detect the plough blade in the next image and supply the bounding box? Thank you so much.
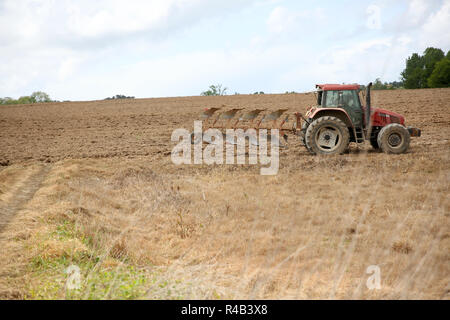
[219,108,242,120]
[262,109,289,121]
[239,109,265,121]
[201,107,220,119]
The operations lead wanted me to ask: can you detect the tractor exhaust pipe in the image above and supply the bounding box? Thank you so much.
[365,82,372,129]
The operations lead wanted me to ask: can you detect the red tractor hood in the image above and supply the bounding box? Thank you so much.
[371,107,405,126]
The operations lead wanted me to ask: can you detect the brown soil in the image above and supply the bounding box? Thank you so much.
[1,88,448,164]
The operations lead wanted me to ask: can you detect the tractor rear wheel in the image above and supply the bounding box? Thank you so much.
[299,121,314,153]
[377,123,410,154]
[305,116,350,155]
[299,121,309,145]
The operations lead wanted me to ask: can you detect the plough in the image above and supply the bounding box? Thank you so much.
[192,107,302,147]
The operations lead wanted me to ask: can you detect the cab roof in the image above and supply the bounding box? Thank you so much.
[316,84,360,91]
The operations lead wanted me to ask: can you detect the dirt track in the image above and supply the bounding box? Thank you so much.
[0,164,51,233]
[1,88,449,164]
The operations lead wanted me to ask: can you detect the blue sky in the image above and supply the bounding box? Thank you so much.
[0,0,449,101]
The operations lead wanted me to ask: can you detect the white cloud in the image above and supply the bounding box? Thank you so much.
[0,0,258,99]
[420,0,450,48]
[46,45,298,100]
[281,40,382,83]
[398,36,412,46]
[0,0,49,44]
[266,6,326,35]
[406,0,432,26]
[65,0,173,38]
[58,56,84,80]
[267,6,295,34]
[0,0,257,46]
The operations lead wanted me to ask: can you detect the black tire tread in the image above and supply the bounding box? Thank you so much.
[377,123,410,154]
[304,116,350,155]
[299,122,313,153]
[370,137,379,149]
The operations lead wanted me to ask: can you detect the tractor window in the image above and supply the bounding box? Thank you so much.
[324,91,340,107]
[324,90,360,108]
[317,91,323,105]
[342,90,360,108]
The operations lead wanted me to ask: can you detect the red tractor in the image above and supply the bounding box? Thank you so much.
[298,82,421,154]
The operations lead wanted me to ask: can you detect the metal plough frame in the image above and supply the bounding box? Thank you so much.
[195,107,305,146]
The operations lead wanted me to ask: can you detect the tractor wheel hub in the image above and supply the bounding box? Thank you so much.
[316,127,339,151]
[388,133,402,147]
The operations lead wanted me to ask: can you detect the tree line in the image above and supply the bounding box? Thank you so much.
[0,91,53,105]
[104,94,135,100]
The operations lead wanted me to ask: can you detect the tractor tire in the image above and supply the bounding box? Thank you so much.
[377,123,410,154]
[299,121,309,146]
[304,116,350,155]
[370,136,380,149]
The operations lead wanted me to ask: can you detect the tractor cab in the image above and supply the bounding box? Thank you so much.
[316,84,361,108]
[315,84,363,128]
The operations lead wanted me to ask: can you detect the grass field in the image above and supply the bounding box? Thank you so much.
[0,88,449,299]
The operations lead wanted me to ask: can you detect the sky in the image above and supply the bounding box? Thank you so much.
[0,0,449,101]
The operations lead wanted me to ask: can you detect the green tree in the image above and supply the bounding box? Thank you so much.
[0,97,13,105]
[201,84,227,96]
[372,78,387,90]
[401,48,446,89]
[17,96,34,104]
[427,58,450,88]
[31,91,51,103]
[422,47,445,86]
[401,53,425,89]
[390,81,404,89]
[369,79,403,90]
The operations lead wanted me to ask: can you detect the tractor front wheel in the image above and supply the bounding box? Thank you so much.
[377,123,410,154]
[370,136,380,149]
[305,116,350,155]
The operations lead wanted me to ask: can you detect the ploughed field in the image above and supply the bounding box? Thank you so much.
[1,88,449,164]
[0,88,449,299]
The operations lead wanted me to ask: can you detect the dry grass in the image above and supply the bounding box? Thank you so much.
[1,149,448,299]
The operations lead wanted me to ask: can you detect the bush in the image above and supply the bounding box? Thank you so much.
[201,84,227,96]
[427,58,450,88]
[104,95,135,100]
[371,78,403,90]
